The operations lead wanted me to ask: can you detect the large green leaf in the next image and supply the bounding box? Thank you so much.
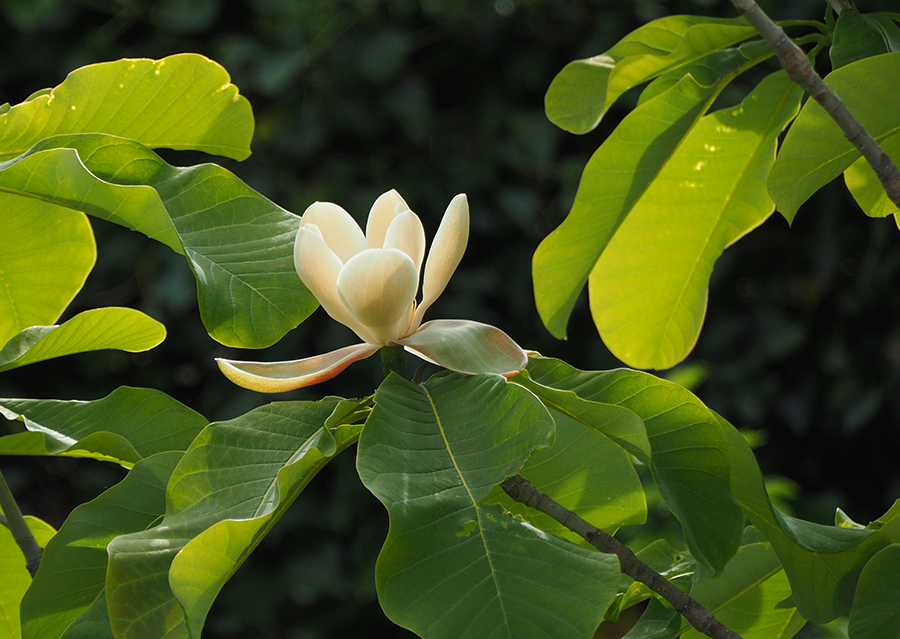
[19,452,181,639]
[0,134,316,347]
[104,398,364,639]
[844,134,900,219]
[0,307,165,373]
[534,48,754,341]
[545,15,756,133]
[357,373,621,639]
[0,386,207,467]
[524,356,744,577]
[0,516,55,639]
[769,52,900,222]
[847,544,900,639]
[588,71,802,369]
[0,198,95,347]
[831,9,900,70]
[0,54,253,161]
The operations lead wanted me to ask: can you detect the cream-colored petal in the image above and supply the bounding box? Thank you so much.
[383,210,426,275]
[300,201,366,263]
[413,193,469,327]
[366,189,409,249]
[337,248,418,343]
[294,226,376,343]
[216,343,380,392]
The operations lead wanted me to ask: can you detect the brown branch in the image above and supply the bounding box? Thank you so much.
[0,466,42,577]
[730,0,900,210]
[501,474,743,639]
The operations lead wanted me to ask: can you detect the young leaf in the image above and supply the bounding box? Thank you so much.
[524,356,744,577]
[0,516,55,639]
[0,54,253,161]
[545,16,757,133]
[104,399,362,639]
[0,200,95,348]
[769,52,900,222]
[0,387,207,467]
[0,307,166,373]
[847,544,900,639]
[357,373,621,639]
[19,452,181,639]
[588,71,802,369]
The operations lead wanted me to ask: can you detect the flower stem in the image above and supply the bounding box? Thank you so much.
[380,345,409,380]
[0,465,42,577]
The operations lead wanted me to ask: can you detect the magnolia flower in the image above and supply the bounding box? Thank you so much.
[217,190,527,392]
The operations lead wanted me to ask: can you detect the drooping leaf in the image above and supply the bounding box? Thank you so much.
[104,399,364,639]
[544,15,756,133]
[19,452,181,639]
[524,356,744,577]
[0,307,165,373]
[769,52,900,222]
[0,54,253,161]
[0,386,207,466]
[847,544,900,639]
[0,516,55,639]
[0,198,95,347]
[534,48,755,341]
[588,71,802,369]
[831,9,900,69]
[358,373,622,639]
[0,134,316,348]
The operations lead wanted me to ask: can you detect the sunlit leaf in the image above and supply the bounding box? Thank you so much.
[0,307,165,373]
[0,198,95,347]
[20,452,181,639]
[105,399,363,639]
[848,544,900,639]
[769,52,900,222]
[844,134,900,218]
[357,373,621,639]
[545,15,756,133]
[0,386,207,467]
[0,54,253,161]
[0,516,55,639]
[524,356,743,577]
[588,71,802,369]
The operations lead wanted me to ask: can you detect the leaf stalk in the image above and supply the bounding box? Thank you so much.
[0,465,42,577]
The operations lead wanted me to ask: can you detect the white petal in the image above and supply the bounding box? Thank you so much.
[294,226,376,343]
[337,248,418,343]
[383,210,426,275]
[366,189,409,249]
[413,193,469,328]
[300,201,366,263]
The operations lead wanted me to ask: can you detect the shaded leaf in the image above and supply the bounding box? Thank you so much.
[545,15,756,133]
[0,54,253,161]
[0,516,55,639]
[0,307,165,373]
[0,199,95,347]
[0,386,207,466]
[588,71,802,369]
[357,372,621,639]
[848,544,900,639]
[831,9,900,69]
[769,52,900,222]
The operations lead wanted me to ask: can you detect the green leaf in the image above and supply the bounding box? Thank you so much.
[0,386,207,466]
[831,9,900,69]
[769,52,900,222]
[545,15,756,133]
[0,54,253,161]
[0,307,165,373]
[720,414,887,623]
[0,198,95,347]
[848,544,900,639]
[0,134,316,347]
[0,516,55,639]
[358,373,621,639]
[524,356,744,577]
[844,135,900,219]
[534,49,752,341]
[20,452,181,639]
[588,71,802,369]
[104,399,362,639]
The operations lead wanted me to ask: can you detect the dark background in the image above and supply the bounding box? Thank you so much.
[1,0,899,637]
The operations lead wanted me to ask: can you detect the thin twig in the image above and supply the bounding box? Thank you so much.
[730,0,900,209]
[500,474,743,639]
[0,466,42,577]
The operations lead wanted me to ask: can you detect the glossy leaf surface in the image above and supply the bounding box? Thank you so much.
[0,54,253,161]
[358,373,621,639]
